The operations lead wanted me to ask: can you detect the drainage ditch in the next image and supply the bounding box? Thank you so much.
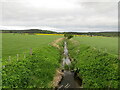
[56,41,82,89]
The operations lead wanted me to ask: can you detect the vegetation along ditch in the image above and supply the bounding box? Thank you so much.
[67,39,119,88]
[56,40,83,89]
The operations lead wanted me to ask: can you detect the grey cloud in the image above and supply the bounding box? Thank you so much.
[0,0,118,32]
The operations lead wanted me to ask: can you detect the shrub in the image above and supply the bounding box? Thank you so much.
[64,33,73,39]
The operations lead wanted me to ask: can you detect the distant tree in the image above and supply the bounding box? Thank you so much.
[64,33,74,39]
[10,31,12,33]
[88,32,92,37]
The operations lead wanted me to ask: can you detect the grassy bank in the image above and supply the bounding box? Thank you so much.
[2,33,64,88]
[67,39,119,88]
[2,45,61,88]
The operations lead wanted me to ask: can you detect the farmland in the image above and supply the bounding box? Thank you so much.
[2,33,62,60]
[2,45,61,88]
[67,36,119,88]
[2,33,63,88]
[2,33,119,88]
[73,36,118,55]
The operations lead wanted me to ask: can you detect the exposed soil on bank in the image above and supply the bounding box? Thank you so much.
[51,38,64,49]
[50,38,64,87]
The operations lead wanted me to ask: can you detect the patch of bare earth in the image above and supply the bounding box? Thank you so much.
[50,38,64,87]
[50,69,64,87]
[51,38,64,49]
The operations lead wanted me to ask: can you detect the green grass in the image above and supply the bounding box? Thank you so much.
[67,39,119,88]
[0,33,2,90]
[2,33,62,60]
[2,45,61,88]
[73,36,118,55]
[2,33,63,88]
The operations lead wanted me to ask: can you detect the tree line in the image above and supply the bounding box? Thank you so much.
[1,29,119,37]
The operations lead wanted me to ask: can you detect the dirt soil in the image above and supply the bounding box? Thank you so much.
[51,38,64,49]
[51,69,64,87]
[50,38,64,87]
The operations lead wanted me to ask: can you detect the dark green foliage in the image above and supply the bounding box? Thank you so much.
[2,45,61,88]
[2,29,57,34]
[68,41,119,88]
[64,33,73,39]
[63,32,119,37]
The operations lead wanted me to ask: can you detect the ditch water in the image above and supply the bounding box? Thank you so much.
[62,42,71,67]
[57,41,82,89]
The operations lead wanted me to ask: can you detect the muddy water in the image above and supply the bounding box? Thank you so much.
[58,70,82,88]
[57,41,82,89]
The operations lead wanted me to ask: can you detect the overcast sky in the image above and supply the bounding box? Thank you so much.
[0,0,119,32]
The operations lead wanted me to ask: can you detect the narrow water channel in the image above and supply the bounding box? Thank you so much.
[62,41,71,66]
[57,41,82,89]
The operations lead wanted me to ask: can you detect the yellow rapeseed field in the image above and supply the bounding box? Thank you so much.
[35,33,104,38]
[35,33,64,36]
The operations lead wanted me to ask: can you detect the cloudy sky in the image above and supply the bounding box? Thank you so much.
[0,0,119,32]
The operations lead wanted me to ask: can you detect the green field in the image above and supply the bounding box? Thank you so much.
[2,33,62,60]
[2,33,63,88]
[2,33,119,88]
[73,36,118,55]
[67,36,119,88]
[3,45,61,88]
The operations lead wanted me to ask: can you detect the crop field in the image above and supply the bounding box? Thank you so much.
[2,33,62,60]
[2,45,61,88]
[2,33,63,88]
[67,36,119,88]
[73,36,118,55]
[2,33,119,89]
